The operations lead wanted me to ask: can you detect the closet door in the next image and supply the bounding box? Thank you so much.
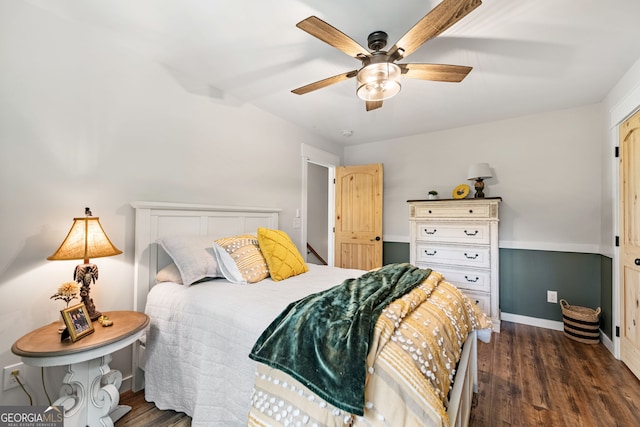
[620,109,640,379]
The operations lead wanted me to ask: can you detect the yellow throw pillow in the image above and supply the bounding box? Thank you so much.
[213,234,269,284]
[257,228,308,281]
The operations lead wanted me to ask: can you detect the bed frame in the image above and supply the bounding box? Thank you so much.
[130,201,478,427]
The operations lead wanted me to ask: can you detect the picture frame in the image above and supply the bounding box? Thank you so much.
[61,302,94,342]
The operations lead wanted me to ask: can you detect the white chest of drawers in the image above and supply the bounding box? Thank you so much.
[408,198,501,332]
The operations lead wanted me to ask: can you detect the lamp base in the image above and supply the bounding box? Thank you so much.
[474,178,486,198]
[75,263,102,321]
[81,286,102,321]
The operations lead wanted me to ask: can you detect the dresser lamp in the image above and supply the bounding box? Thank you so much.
[467,163,493,198]
[48,207,122,320]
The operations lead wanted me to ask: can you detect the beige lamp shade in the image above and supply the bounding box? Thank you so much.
[47,217,122,262]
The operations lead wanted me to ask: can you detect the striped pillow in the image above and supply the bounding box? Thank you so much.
[212,234,269,284]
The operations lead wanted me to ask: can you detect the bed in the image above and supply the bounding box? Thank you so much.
[131,201,491,427]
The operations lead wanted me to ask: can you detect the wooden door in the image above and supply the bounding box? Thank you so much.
[334,164,383,270]
[620,109,640,379]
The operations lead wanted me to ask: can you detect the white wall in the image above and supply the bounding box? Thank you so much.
[0,1,341,405]
[344,103,606,253]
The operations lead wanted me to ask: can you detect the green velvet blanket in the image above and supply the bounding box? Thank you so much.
[249,263,432,415]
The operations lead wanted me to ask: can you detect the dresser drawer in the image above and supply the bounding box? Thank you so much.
[411,202,493,219]
[415,222,490,245]
[461,290,491,316]
[436,266,491,293]
[416,244,491,269]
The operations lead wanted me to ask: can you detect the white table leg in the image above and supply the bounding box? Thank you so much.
[54,354,127,427]
[101,360,131,423]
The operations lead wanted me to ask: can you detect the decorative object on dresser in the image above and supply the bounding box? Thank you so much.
[428,190,439,200]
[48,207,122,321]
[467,162,493,198]
[408,197,502,332]
[452,183,470,199]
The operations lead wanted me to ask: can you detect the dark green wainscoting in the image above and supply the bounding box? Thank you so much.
[383,242,410,265]
[382,242,613,339]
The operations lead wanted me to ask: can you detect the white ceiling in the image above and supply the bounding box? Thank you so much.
[26,0,640,145]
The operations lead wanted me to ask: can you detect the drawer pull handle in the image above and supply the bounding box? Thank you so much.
[475,300,480,305]
[428,210,432,214]
[464,230,479,236]
[424,250,437,256]
[424,229,437,235]
[464,253,479,259]
[465,276,479,283]
[469,210,473,214]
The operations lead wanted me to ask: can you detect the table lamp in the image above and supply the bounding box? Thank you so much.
[48,208,122,320]
[467,163,493,198]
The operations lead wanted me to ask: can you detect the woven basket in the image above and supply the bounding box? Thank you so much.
[560,299,601,344]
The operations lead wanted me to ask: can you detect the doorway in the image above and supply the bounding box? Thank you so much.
[301,144,339,266]
[307,162,329,265]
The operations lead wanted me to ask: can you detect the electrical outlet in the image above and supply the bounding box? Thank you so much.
[3,363,24,391]
[547,290,558,304]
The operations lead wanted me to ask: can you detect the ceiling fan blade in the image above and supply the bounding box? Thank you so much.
[389,0,482,60]
[297,16,371,59]
[399,63,472,82]
[292,70,358,95]
[366,100,383,111]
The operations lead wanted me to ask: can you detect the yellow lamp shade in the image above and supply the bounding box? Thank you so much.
[48,217,122,262]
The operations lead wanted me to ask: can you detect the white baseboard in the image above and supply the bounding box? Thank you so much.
[600,331,614,355]
[501,312,615,357]
[120,375,133,393]
[501,312,564,331]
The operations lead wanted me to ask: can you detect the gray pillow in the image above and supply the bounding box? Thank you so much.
[158,236,221,286]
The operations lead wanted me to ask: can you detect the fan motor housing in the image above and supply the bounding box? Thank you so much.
[367,31,388,51]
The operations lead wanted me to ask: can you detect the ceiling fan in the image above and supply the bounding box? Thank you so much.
[291,0,482,111]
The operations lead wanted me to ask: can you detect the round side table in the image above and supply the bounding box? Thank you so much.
[12,311,149,427]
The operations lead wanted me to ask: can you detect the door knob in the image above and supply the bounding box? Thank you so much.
[371,236,381,241]
[635,259,640,266]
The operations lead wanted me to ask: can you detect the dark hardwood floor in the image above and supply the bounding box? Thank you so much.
[469,322,640,427]
[117,389,191,427]
[117,321,640,426]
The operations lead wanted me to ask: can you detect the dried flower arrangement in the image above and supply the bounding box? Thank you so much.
[50,281,79,308]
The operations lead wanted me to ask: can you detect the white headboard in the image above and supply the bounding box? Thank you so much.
[131,201,281,312]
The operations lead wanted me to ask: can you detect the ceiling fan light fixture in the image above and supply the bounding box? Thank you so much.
[356,62,401,102]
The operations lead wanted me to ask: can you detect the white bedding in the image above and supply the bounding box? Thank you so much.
[143,264,366,427]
